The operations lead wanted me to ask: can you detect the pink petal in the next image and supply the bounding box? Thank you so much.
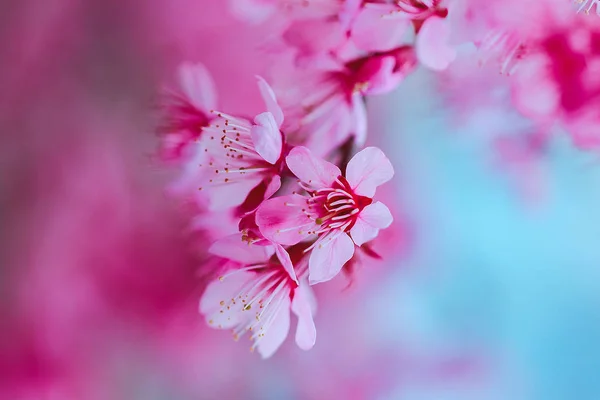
[257,295,291,359]
[205,176,263,210]
[256,194,317,245]
[167,144,208,196]
[338,0,363,29]
[511,55,560,119]
[199,270,253,329]
[178,62,217,112]
[291,285,316,350]
[308,233,355,284]
[345,147,394,197]
[286,146,341,187]
[350,202,393,246]
[274,243,298,285]
[209,234,273,264]
[351,93,367,146]
[256,76,284,127]
[354,56,400,96]
[264,175,281,200]
[351,4,410,52]
[303,280,318,315]
[283,19,346,65]
[251,112,283,164]
[416,16,457,71]
[228,0,277,24]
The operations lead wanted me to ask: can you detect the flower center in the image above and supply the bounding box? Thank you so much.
[306,176,372,234]
[197,113,277,191]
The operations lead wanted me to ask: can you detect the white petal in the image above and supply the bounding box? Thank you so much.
[257,296,291,359]
[345,147,394,197]
[256,76,284,127]
[309,233,355,284]
[286,146,341,188]
[251,112,283,164]
[350,202,393,246]
[291,285,316,350]
[178,62,217,111]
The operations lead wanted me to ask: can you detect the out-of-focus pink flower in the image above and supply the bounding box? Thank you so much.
[159,62,217,161]
[509,18,600,149]
[171,76,285,210]
[350,2,411,52]
[256,146,394,284]
[273,46,416,156]
[348,46,418,95]
[416,15,457,70]
[229,0,344,25]
[200,234,316,358]
[378,0,459,70]
[477,31,528,76]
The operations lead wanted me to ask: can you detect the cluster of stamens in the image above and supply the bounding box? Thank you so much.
[208,259,307,351]
[197,112,273,191]
[301,177,361,236]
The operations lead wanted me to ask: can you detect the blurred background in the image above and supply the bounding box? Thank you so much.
[2,1,600,399]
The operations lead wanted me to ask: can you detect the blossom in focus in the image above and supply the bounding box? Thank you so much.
[158,63,217,161]
[200,234,316,358]
[173,76,285,210]
[256,146,394,284]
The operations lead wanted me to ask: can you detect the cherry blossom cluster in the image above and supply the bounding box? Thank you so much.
[157,0,600,358]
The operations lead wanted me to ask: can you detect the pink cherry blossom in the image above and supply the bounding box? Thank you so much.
[256,146,394,284]
[350,2,411,53]
[416,15,457,71]
[273,46,416,156]
[174,76,285,210]
[229,0,344,25]
[477,31,528,76]
[158,62,217,161]
[200,234,316,358]
[509,16,600,148]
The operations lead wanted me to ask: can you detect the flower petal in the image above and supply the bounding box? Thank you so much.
[350,202,393,246]
[209,234,273,264]
[416,16,457,71]
[309,233,355,284]
[354,56,399,96]
[257,295,291,359]
[205,176,264,210]
[256,76,284,127]
[274,243,299,285]
[199,270,253,329]
[291,285,316,350]
[178,62,217,111]
[228,0,277,24]
[351,93,367,146]
[345,147,394,197]
[351,4,410,52]
[264,175,281,200]
[251,112,283,164]
[256,194,317,245]
[286,146,341,187]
